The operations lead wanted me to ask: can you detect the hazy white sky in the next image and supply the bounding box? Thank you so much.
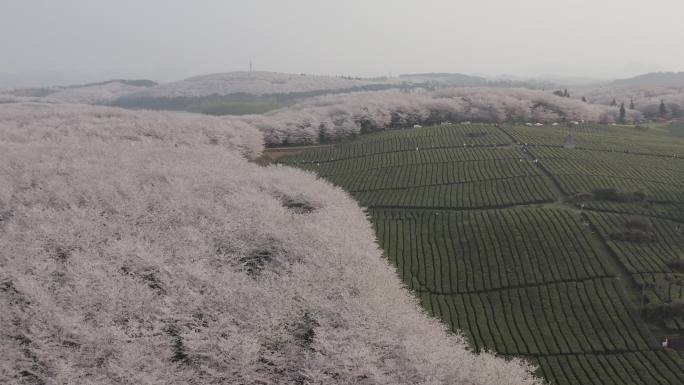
[1,0,682,85]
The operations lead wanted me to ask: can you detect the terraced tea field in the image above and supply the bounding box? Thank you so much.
[276,123,684,385]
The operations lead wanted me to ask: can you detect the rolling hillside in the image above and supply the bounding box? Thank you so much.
[109,72,403,115]
[4,79,157,104]
[613,72,684,87]
[278,122,684,385]
[123,71,393,98]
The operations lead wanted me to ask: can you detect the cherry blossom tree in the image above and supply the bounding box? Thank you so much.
[0,102,542,385]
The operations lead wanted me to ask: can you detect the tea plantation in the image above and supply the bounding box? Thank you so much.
[277,123,684,385]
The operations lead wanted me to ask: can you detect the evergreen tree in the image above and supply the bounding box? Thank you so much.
[611,98,617,106]
[660,99,667,117]
[619,103,626,123]
[629,98,635,110]
[581,96,587,103]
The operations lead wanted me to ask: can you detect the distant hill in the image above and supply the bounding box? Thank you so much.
[74,79,158,88]
[501,74,608,87]
[5,71,412,115]
[399,73,488,86]
[110,71,407,115]
[613,72,684,87]
[6,79,157,103]
[399,73,555,89]
[126,71,397,98]
[0,70,104,90]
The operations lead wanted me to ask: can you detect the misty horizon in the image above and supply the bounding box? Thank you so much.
[2,0,683,88]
